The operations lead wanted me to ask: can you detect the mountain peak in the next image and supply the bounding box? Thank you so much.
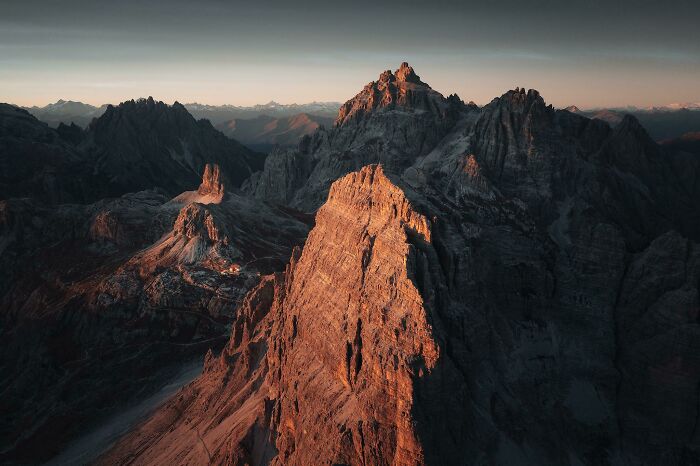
[84,97,263,196]
[394,61,424,85]
[335,63,446,126]
[97,97,191,123]
[489,87,548,114]
[375,62,426,86]
[611,113,655,146]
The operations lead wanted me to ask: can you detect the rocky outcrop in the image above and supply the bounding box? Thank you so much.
[173,202,230,244]
[470,88,559,194]
[244,141,320,207]
[198,163,226,198]
[266,165,438,464]
[334,62,446,126]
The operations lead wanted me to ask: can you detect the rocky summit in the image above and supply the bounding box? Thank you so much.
[3,63,700,465]
[245,63,474,211]
[334,62,445,126]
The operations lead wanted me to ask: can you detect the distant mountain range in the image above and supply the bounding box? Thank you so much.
[24,100,340,127]
[565,104,700,140]
[23,100,342,151]
[24,100,700,149]
[592,102,700,112]
[215,113,335,152]
[184,101,341,124]
[23,99,109,128]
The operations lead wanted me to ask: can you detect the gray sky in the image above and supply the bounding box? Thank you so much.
[1,0,698,108]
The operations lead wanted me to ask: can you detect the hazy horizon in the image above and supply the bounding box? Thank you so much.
[15,94,700,112]
[2,0,699,109]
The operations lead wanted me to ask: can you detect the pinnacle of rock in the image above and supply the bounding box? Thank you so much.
[333,63,449,128]
[394,61,423,84]
[197,163,225,197]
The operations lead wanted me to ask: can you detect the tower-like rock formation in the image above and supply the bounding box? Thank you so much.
[197,163,226,198]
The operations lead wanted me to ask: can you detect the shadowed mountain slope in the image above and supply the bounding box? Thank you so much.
[3,98,266,204]
[82,97,265,196]
[0,165,309,463]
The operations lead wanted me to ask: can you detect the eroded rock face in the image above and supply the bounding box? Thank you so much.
[615,231,700,459]
[269,165,438,464]
[174,203,229,244]
[335,62,444,126]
